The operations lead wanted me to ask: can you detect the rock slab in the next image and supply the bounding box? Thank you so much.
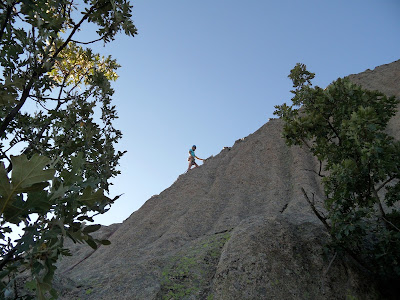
[55,59,400,300]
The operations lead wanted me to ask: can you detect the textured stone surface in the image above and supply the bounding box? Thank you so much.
[211,216,378,300]
[346,59,400,141]
[55,59,400,300]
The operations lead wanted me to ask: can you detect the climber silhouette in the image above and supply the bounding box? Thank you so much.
[187,145,204,172]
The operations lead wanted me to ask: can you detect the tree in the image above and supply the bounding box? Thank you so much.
[274,64,400,288]
[0,0,137,298]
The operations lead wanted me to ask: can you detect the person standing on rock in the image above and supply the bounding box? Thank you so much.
[187,145,204,171]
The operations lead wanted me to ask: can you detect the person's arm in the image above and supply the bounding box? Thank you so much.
[195,156,204,160]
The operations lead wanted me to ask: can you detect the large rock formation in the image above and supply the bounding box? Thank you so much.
[55,60,400,299]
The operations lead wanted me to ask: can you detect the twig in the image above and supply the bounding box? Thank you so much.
[376,176,395,192]
[323,251,337,276]
[29,95,72,102]
[382,216,400,232]
[302,168,325,177]
[325,118,341,146]
[51,5,96,59]
[0,244,18,271]
[318,160,324,177]
[301,187,331,231]
[0,77,35,138]
[300,137,312,149]
[0,1,15,41]
[70,37,103,45]
[372,187,386,220]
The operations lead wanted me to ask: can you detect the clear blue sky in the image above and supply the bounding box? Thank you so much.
[91,0,400,225]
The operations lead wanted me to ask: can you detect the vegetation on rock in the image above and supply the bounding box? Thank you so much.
[0,0,136,298]
[158,232,231,300]
[274,63,400,292]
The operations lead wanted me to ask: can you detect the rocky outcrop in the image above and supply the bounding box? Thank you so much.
[55,59,400,299]
[211,216,379,300]
[346,60,400,141]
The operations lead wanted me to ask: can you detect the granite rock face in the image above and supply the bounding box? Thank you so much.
[55,60,400,299]
[212,215,383,300]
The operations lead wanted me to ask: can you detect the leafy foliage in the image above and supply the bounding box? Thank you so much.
[274,64,400,282]
[0,0,137,298]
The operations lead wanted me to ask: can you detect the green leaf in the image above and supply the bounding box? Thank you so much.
[279,64,400,280]
[3,203,25,224]
[0,162,12,199]
[36,281,52,300]
[77,215,94,222]
[50,182,69,201]
[82,224,101,234]
[1,155,55,219]
[59,248,72,257]
[49,287,58,298]
[79,186,109,207]
[11,154,55,192]
[99,239,111,245]
[0,0,134,293]
[71,152,84,175]
[60,153,85,185]
[67,230,85,244]
[86,237,98,250]
[26,190,52,213]
[25,280,36,291]
[22,181,50,193]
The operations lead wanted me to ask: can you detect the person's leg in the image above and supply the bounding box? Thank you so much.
[193,161,198,168]
[188,157,194,171]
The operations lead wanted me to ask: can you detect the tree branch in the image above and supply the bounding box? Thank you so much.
[21,97,64,158]
[51,8,94,60]
[301,189,374,273]
[318,160,324,177]
[0,244,18,271]
[323,251,337,276]
[66,68,96,96]
[300,137,311,149]
[382,216,400,232]
[0,2,100,142]
[302,166,325,178]
[70,37,103,45]
[0,148,12,166]
[326,119,341,146]
[29,95,72,102]
[376,176,395,192]
[0,77,35,138]
[372,187,386,219]
[51,1,107,61]
[301,187,331,230]
[0,1,14,41]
